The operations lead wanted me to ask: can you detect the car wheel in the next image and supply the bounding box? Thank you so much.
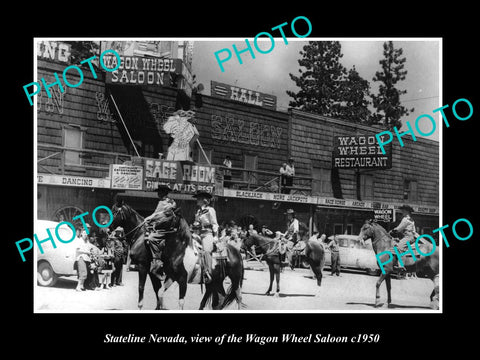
[37,261,58,287]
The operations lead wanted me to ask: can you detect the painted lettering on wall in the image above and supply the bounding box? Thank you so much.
[211,114,282,149]
[38,86,66,114]
[95,92,114,122]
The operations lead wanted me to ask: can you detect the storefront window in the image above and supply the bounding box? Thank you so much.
[360,174,374,200]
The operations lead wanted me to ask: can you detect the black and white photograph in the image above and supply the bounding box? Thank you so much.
[32,38,442,312]
[7,8,478,354]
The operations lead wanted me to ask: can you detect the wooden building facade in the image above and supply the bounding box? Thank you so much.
[36,50,439,238]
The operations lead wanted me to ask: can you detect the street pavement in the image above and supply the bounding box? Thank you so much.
[34,264,435,312]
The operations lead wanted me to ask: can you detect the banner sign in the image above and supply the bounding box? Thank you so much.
[222,189,317,204]
[37,174,110,188]
[210,81,277,110]
[373,209,395,222]
[332,135,392,169]
[103,55,183,86]
[141,158,216,194]
[110,164,143,190]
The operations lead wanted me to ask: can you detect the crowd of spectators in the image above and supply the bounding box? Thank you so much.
[74,224,128,292]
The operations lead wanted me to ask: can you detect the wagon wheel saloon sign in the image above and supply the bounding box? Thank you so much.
[332,135,393,169]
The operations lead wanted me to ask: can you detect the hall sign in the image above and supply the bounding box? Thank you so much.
[142,158,216,194]
[210,81,277,110]
[332,135,392,169]
[103,55,183,86]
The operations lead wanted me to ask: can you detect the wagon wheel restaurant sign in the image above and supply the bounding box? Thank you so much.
[102,54,183,87]
[332,135,393,169]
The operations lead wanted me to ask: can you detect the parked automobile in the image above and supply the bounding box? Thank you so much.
[36,220,79,286]
[323,234,380,276]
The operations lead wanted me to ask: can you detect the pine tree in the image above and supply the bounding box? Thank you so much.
[371,41,414,129]
[287,41,347,117]
[337,65,372,123]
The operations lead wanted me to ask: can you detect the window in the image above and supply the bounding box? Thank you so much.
[63,127,83,165]
[197,148,213,164]
[334,224,343,235]
[360,174,374,200]
[311,167,332,196]
[243,154,258,185]
[403,179,418,201]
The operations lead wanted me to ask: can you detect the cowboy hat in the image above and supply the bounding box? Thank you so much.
[284,208,295,214]
[193,191,213,200]
[398,205,414,213]
[156,184,171,195]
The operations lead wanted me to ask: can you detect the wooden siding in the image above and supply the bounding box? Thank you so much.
[289,109,439,207]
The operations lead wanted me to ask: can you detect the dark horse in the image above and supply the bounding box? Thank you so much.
[110,199,243,310]
[243,223,324,297]
[358,220,439,309]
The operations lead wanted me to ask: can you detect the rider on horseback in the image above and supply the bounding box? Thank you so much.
[389,205,420,271]
[144,184,177,276]
[194,191,218,284]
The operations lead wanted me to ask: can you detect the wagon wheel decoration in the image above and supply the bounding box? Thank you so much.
[53,206,88,228]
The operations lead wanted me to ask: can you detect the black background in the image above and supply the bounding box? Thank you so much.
[6,4,477,356]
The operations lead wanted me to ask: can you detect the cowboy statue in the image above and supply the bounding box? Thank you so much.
[193,191,218,284]
[389,204,420,270]
[144,184,178,277]
[284,208,300,270]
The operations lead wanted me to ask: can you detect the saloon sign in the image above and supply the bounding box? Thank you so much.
[102,54,183,86]
[210,81,277,110]
[332,135,392,169]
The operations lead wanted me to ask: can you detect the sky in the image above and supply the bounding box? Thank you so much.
[191,38,441,141]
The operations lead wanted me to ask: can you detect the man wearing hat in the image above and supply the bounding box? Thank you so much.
[284,208,299,270]
[391,205,419,269]
[110,226,126,287]
[194,191,218,284]
[144,185,177,277]
[144,185,177,227]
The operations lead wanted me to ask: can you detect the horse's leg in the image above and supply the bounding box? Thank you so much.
[274,263,281,297]
[157,277,175,310]
[375,273,386,307]
[177,271,188,310]
[266,262,274,295]
[385,275,392,306]
[137,263,148,310]
[199,285,212,310]
[149,273,163,310]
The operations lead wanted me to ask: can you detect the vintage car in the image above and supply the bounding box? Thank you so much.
[323,234,380,275]
[36,220,79,286]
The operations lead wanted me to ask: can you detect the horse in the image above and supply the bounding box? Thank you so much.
[243,232,284,296]
[110,199,243,310]
[242,223,324,296]
[358,220,440,309]
[303,235,325,287]
[109,199,195,310]
[198,241,244,310]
